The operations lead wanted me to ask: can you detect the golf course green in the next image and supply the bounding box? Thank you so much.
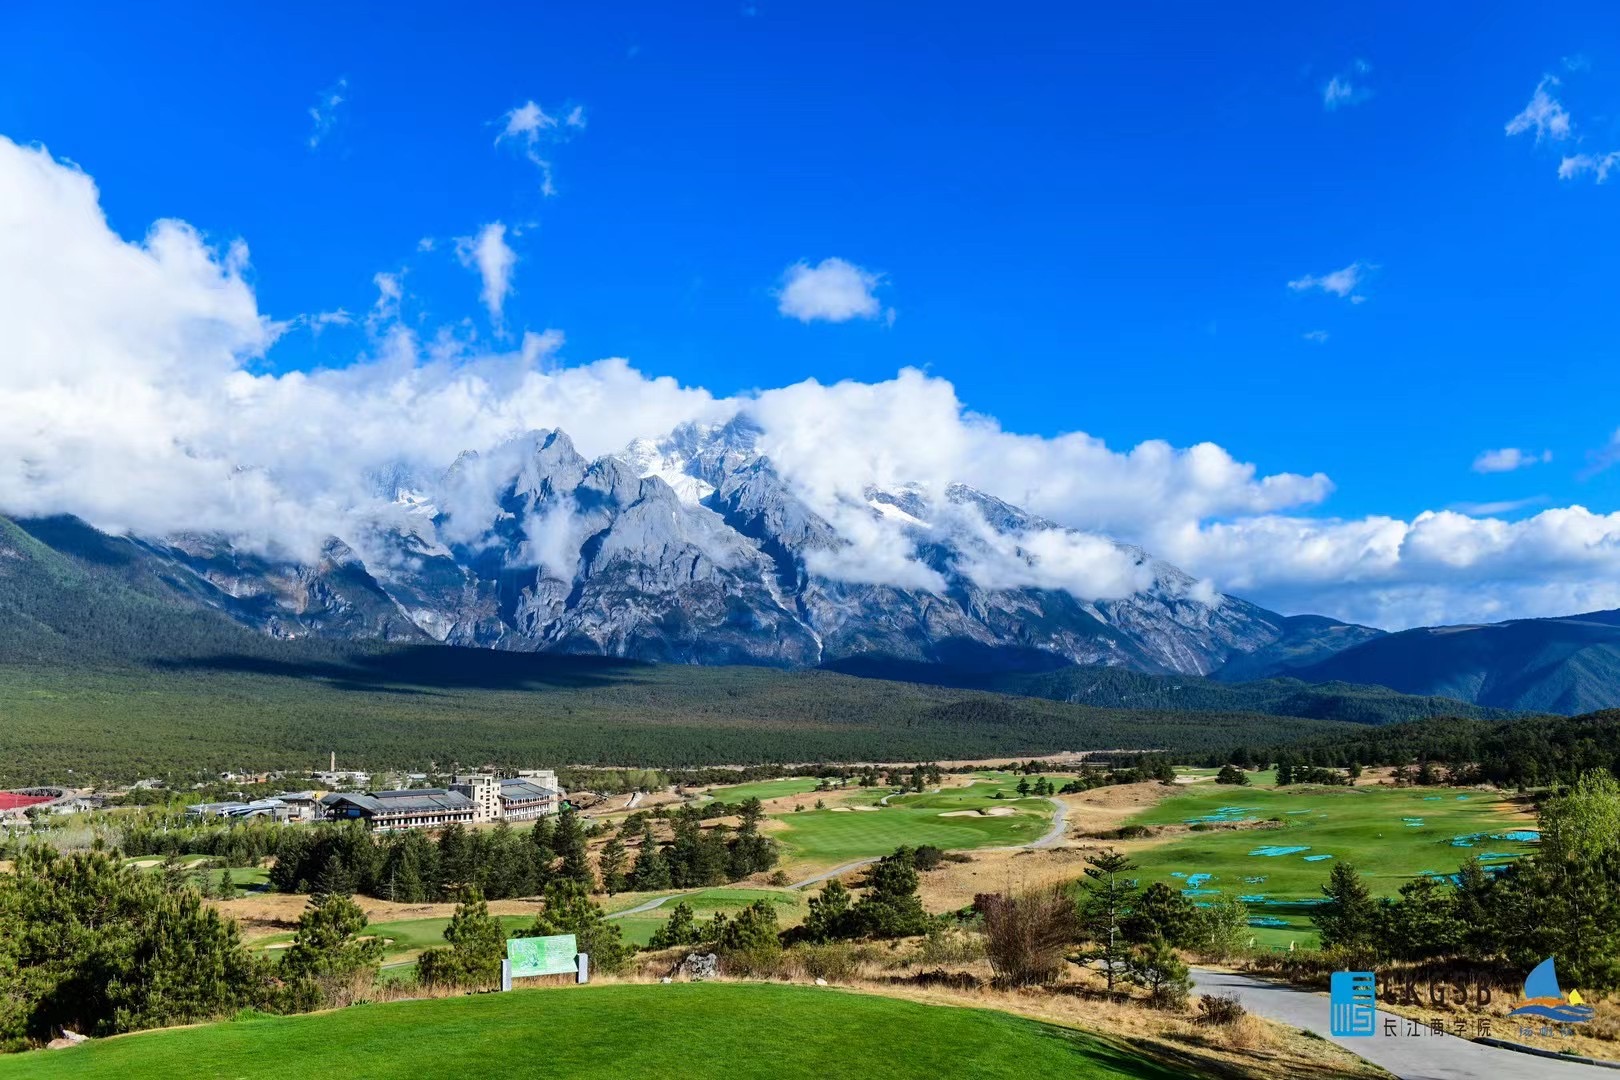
[1123,783,1538,949]
[769,777,1054,865]
[0,983,1182,1080]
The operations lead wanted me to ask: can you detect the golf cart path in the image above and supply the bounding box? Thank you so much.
[1191,968,1617,1080]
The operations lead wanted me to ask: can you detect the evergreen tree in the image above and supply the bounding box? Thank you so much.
[851,849,931,938]
[526,880,631,974]
[1312,863,1379,957]
[554,808,594,889]
[1076,849,1139,991]
[218,868,237,901]
[798,878,856,943]
[599,836,629,895]
[418,890,506,989]
[1123,881,1197,946]
[281,892,384,1001]
[629,824,672,891]
[648,901,700,949]
[1125,936,1191,1008]
[1215,764,1249,786]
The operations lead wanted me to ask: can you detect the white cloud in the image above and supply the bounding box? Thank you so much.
[455,223,517,324]
[1287,262,1369,301]
[1560,152,1620,183]
[1322,60,1373,111]
[1473,447,1552,474]
[776,258,886,323]
[1302,330,1330,343]
[494,100,585,196]
[1506,76,1572,142]
[7,134,1620,631]
[307,78,348,150]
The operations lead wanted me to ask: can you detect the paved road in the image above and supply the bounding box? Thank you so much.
[1190,968,1618,1080]
[607,894,674,918]
[1030,796,1068,848]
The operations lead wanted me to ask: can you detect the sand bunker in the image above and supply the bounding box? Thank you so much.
[940,807,1016,818]
[830,807,853,812]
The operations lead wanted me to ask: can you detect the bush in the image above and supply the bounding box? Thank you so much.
[912,845,946,871]
[1126,937,1191,1009]
[1195,993,1245,1027]
[909,925,987,968]
[978,886,1076,988]
[786,942,869,982]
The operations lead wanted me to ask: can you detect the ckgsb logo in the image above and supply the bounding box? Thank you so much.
[1330,971,1377,1037]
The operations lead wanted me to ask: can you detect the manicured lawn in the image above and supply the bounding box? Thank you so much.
[771,780,1052,865]
[707,777,828,803]
[0,983,1182,1079]
[251,915,526,967]
[1122,784,1538,950]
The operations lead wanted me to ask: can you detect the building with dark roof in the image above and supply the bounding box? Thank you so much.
[318,788,474,831]
[450,773,563,822]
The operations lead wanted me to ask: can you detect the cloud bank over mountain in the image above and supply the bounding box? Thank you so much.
[3,134,1619,630]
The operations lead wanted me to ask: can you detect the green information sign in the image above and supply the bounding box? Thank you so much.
[507,934,578,977]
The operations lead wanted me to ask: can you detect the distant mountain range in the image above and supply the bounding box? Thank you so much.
[2,420,1617,717]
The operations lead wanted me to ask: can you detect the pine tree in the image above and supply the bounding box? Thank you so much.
[526,880,631,973]
[218,868,237,900]
[800,878,855,943]
[1076,849,1139,991]
[629,824,672,891]
[1313,862,1378,957]
[648,901,700,949]
[1125,936,1191,1008]
[599,836,628,895]
[554,808,594,889]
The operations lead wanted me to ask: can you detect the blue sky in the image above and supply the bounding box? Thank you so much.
[2,2,1619,626]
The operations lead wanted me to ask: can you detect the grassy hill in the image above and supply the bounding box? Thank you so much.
[0,983,1181,1080]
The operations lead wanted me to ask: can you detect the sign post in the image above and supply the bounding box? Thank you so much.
[506,934,580,980]
[501,958,512,992]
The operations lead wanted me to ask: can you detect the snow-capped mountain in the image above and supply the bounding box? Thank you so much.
[100,423,1371,675]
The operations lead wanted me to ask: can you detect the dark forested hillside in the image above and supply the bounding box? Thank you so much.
[1221,710,1620,789]
[1288,610,1620,714]
[823,655,1508,725]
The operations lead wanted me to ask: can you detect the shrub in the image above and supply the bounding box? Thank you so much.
[910,924,987,968]
[786,941,869,982]
[1126,937,1191,1009]
[1195,993,1246,1027]
[978,885,1077,988]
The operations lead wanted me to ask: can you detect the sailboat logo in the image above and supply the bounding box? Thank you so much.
[1508,957,1595,1024]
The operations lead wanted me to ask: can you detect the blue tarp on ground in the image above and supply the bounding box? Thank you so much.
[1248,916,1289,927]
[1249,845,1311,857]
[1238,894,1268,902]
[1302,854,1334,862]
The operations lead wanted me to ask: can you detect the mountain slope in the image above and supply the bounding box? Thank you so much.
[1288,610,1620,714]
[2,423,1385,680]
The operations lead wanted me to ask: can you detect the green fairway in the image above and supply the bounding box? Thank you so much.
[0,983,1180,1080]
[707,777,828,803]
[1122,784,1538,948]
[251,915,527,967]
[771,780,1053,865]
